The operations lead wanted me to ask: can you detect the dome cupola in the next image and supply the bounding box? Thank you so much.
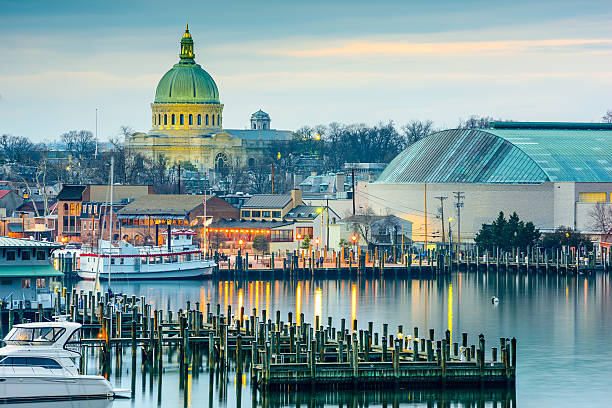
[154,26,220,104]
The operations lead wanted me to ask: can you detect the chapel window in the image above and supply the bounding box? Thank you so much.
[212,115,215,126]
[189,114,193,125]
[197,114,201,125]
[153,115,156,125]
[158,114,161,125]
[218,115,221,126]
[180,114,184,125]
[206,114,209,125]
[164,114,167,125]
[172,114,175,125]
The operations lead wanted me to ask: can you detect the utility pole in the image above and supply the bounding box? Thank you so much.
[326,196,330,250]
[435,196,448,243]
[271,163,275,194]
[453,191,465,245]
[424,183,427,251]
[352,168,356,216]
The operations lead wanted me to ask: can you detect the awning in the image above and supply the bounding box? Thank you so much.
[0,265,64,278]
[118,215,186,220]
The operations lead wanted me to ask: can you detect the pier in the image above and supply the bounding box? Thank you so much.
[2,288,516,392]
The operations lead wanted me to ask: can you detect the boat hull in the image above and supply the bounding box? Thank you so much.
[77,265,214,280]
[0,374,114,401]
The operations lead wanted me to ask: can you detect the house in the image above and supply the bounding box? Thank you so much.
[209,201,342,254]
[0,189,24,218]
[240,189,303,221]
[117,194,239,245]
[56,184,153,243]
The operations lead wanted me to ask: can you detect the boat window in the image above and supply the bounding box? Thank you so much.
[0,356,62,369]
[65,328,82,353]
[5,327,66,345]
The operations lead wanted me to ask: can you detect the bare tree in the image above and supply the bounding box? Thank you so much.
[603,110,612,123]
[458,115,496,129]
[61,130,96,160]
[401,120,435,146]
[0,134,40,163]
[346,207,377,246]
[590,202,612,241]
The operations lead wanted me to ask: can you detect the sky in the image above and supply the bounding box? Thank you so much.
[1,0,611,142]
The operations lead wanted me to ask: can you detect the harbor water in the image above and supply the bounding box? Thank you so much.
[6,270,611,407]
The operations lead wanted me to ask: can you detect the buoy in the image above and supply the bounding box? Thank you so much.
[491,296,499,304]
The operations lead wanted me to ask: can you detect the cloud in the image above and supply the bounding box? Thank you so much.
[273,38,612,57]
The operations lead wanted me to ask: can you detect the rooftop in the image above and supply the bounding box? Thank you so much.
[242,194,292,209]
[0,265,63,278]
[285,205,323,220]
[377,122,612,184]
[211,219,294,229]
[0,236,62,248]
[56,185,86,201]
[117,194,207,216]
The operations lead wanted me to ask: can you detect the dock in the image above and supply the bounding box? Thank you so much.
[2,288,517,392]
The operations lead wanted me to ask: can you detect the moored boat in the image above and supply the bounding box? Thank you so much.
[0,321,124,401]
[77,229,215,280]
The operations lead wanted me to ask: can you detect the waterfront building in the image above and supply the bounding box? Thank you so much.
[127,26,293,171]
[0,237,62,309]
[57,184,152,243]
[116,194,238,245]
[239,190,304,221]
[365,122,612,243]
[210,192,342,253]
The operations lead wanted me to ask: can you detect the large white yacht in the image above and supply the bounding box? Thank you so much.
[0,321,121,401]
[77,229,216,280]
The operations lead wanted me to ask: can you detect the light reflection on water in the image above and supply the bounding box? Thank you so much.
[68,271,612,407]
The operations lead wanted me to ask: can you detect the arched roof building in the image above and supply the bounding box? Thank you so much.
[360,122,612,243]
[377,122,612,184]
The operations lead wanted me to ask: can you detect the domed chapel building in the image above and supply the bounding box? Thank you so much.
[127,26,293,170]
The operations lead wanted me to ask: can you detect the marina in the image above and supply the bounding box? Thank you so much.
[0,270,610,407]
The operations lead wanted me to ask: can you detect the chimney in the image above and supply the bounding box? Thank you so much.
[290,189,303,208]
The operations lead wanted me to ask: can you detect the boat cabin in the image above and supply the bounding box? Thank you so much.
[0,237,63,310]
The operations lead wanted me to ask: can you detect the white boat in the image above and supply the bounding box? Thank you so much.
[77,229,216,280]
[0,321,122,402]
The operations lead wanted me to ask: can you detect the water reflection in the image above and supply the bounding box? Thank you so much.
[69,271,612,408]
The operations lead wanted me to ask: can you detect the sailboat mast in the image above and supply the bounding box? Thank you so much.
[108,156,114,288]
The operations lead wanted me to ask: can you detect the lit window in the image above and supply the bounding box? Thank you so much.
[164,114,167,125]
[189,114,193,125]
[206,114,209,125]
[197,114,201,125]
[172,114,175,125]
[180,114,184,125]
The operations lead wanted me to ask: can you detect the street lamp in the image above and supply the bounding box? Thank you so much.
[351,234,358,255]
[296,233,302,250]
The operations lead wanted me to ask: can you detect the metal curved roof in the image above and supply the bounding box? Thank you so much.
[377,123,612,184]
